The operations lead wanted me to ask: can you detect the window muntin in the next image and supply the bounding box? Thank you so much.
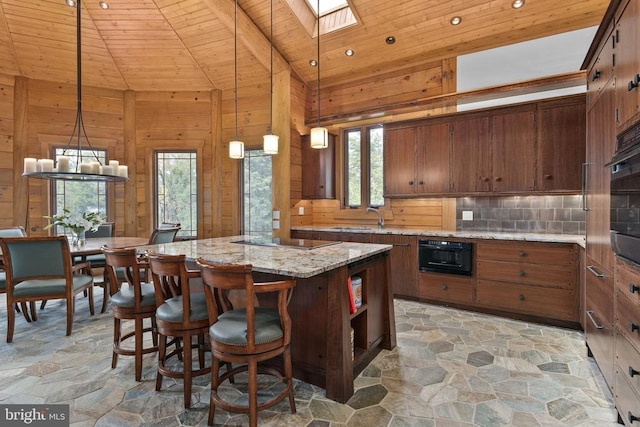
[243,150,272,237]
[155,151,197,238]
[52,147,107,236]
[344,125,384,208]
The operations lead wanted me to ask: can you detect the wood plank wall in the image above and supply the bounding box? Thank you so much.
[0,74,13,225]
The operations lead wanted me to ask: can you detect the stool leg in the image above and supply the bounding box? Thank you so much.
[183,335,193,409]
[156,334,167,392]
[134,317,143,381]
[112,317,121,369]
[198,334,205,369]
[284,347,296,413]
[248,360,258,427]
[208,357,220,426]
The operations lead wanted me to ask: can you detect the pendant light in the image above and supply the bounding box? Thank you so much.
[262,0,279,155]
[310,0,328,149]
[229,0,245,159]
[23,0,127,182]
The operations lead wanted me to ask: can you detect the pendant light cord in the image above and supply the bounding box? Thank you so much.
[234,0,238,140]
[316,0,321,127]
[269,0,273,134]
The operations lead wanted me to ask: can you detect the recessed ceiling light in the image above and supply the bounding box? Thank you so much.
[345,49,354,57]
[309,59,318,67]
[65,0,76,6]
[450,16,462,25]
[385,36,396,45]
[512,0,525,8]
[99,1,109,9]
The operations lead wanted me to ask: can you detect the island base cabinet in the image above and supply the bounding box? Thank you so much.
[615,363,640,426]
[418,272,473,304]
[476,280,577,321]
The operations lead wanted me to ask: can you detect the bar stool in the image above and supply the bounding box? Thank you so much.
[196,259,297,427]
[147,251,210,408]
[103,247,158,381]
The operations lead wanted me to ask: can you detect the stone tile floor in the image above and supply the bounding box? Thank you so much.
[0,294,623,426]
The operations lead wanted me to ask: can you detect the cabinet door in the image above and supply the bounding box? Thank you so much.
[416,122,450,194]
[492,110,536,192]
[383,127,416,197]
[615,0,640,130]
[302,134,335,199]
[586,80,616,271]
[537,101,586,192]
[370,234,417,298]
[450,117,491,193]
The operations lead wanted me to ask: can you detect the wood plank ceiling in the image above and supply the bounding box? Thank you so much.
[0,0,610,94]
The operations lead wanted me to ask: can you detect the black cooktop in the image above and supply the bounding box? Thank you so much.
[232,236,340,250]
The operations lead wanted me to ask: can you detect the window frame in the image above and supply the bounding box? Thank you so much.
[154,150,198,238]
[343,124,384,209]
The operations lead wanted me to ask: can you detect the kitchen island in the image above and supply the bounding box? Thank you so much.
[139,235,395,403]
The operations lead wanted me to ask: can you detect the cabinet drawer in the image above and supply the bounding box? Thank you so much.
[419,272,473,304]
[616,289,640,351]
[476,241,576,265]
[477,259,575,289]
[476,280,577,321]
[615,363,640,426]
[617,332,640,399]
[617,258,640,307]
[585,261,615,388]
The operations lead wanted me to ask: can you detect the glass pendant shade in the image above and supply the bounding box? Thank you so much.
[263,134,279,154]
[310,126,328,149]
[229,140,245,159]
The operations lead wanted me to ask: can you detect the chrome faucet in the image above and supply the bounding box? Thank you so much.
[366,207,384,229]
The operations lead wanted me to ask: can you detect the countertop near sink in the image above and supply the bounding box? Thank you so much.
[291,226,586,247]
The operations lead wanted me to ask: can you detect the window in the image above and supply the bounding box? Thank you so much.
[344,125,384,208]
[155,151,197,238]
[52,148,107,235]
[243,150,272,237]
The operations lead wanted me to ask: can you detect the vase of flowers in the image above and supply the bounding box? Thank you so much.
[44,208,105,246]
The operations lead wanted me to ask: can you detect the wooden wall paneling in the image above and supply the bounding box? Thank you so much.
[272,69,291,238]
[0,77,14,227]
[10,76,23,230]
[210,89,223,238]
[123,90,136,237]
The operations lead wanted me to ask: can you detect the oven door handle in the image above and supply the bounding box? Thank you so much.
[426,261,463,268]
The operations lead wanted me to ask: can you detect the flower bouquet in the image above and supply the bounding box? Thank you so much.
[44,208,105,246]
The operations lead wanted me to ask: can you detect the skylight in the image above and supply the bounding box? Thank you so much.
[306,0,349,17]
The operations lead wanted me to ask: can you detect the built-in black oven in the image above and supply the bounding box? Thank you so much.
[608,122,640,265]
[418,240,473,276]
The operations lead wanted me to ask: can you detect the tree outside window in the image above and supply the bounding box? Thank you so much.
[243,150,272,237]
[155,151,197,238]
[344,125,384,208]
[52,148,107,236]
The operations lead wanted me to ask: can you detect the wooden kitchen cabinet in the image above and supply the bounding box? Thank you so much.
[537,98,586,192]
[615,0,640,132]
[384,122,449,197]
[450,116,492,193]
[475,240,579,322]
[419,272,473,304]
[584,257,615,390]
[301,133,335,199]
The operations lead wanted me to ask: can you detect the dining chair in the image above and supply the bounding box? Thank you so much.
[149,225,181,244]
[78,222,115,313]
[103,247,158,381]
[0,226,31,319]
[147,251,210,408]
[159,222,181,229]
[196,260,297,427]
[0,236,95,343]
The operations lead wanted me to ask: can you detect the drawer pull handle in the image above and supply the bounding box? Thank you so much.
[629,411,640,423]
[586,310,604,329]
[629,366,640,378]
[441,284,448,291]
[630,322,640,333]
[519,251,526,257]
[519,271,525,277]
[631,284,640,294]
[591,70,601,81]
[409,180,414,185]
[586,265,605,278]
[518,294,525,301]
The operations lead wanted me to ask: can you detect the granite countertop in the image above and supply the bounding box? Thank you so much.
[138,235,392,279]
[291,226,586,247]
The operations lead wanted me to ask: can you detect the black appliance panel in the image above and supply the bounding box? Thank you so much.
[418,240,473,276]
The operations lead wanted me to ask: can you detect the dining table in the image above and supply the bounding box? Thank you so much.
[70,236,150,256]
